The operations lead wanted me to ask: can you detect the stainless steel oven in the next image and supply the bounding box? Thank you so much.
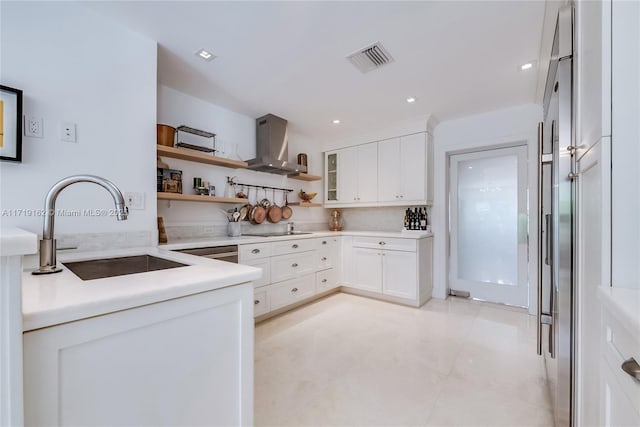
[176,245,238,263]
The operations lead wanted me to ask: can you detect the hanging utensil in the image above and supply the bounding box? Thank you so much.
[282,190,293,219]
[267,188,283,223]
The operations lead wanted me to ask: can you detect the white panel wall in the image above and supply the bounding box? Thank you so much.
[611,0,640,289]
[0,2,157,238]
[157,86,325,230]
[431,104,542,304]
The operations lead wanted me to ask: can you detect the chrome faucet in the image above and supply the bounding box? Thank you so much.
[32,175,129,275]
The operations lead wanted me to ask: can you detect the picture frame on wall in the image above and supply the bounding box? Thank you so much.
[0,84,23,162]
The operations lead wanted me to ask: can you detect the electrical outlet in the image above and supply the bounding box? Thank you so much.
[24,115,43,138]
[124,192,145,210]
[203,227,216,234]
[60,122,77,143]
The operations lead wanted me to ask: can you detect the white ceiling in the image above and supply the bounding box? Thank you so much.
[86,1,551,140]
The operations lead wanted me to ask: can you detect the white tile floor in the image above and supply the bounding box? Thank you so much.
[255,293,553,426]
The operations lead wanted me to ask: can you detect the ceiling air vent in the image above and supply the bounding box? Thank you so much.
[346,42,394,74]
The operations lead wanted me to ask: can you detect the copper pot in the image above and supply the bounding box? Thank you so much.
[282,191,293,220]
[157,124,175,147]
[267,189,282,223]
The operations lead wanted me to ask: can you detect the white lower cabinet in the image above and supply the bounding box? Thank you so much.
[599,295,640,426]
[382,250,417,299]
[353,248,383,292]
[271,251,316,283]
[239,237,341,319]
[269,275,316,311]
[316,268,339,292]
[345,236,432,307]
[23,284,254,427]
[244,258,270,288]
[253,289,269,317]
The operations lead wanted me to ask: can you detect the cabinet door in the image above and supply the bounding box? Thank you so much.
[353,247,382,292]
[378,138,402,202]
[325,151,339,203]
[357,143,378,202]
[400,133,426,202]
[382,250,417,300]
[600,359,640,426]
[23,284,253,427]
[339,147,358,203]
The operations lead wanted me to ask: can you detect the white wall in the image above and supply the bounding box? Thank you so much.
[157,86,325,232]
[0,2,157,239]
[431,104,542,304]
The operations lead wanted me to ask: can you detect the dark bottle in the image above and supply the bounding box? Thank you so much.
[420,207,427,230]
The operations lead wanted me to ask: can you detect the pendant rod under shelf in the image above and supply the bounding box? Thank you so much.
[233,182,293,192]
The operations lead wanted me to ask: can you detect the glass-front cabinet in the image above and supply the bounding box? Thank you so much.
[325,152,338,202]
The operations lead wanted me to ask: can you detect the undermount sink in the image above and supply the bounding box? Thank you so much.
[63,255,188,281]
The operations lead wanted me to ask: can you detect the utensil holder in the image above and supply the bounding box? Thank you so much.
[227,222,241,237]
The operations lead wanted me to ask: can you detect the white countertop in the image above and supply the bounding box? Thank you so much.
[598,286,640,333]
[161,230,432,250]
[22,246,262,332]
[0,227,38,257]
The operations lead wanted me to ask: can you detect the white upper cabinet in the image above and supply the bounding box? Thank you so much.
[325,143,378,205]
[378,133,428,204]
[325,131,432,207]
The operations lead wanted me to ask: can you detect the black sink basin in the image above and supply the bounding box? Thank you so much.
[63,255,187,281]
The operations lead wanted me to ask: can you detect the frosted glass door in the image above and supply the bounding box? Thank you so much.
[449,146,528,307]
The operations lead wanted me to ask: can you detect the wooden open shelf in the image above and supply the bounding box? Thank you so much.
[288,173,322,182]
[288,202,323,207]
[157,145,248,169]
[157,192,247,204]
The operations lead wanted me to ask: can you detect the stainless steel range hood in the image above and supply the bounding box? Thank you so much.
[247,114,307,175]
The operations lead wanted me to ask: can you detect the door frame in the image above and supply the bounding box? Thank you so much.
[431,127,541,315]
[448,144,530,307]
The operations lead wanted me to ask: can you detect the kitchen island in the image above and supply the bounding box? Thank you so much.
[21,247,261,426]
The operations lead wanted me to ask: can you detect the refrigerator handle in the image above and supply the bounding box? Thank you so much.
[537,121,544,356]
[545,214,552,266]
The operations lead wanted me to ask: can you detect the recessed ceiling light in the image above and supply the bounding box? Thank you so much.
[195,48,215,61]
[520,62,533,71]
[406,97,417,103]
[332,119,341,124]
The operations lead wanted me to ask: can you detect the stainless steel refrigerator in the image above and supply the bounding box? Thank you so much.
[537,6,576,427]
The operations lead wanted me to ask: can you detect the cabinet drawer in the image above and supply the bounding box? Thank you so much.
[316,268,338,292]
[317,236,340,270]
[269,275,316,311]
[601,310,640,415]
[253,290,269,317]
[242,258,271,288]
[352,236,416,252]
[272,238,317,256]
[239,242,272,261]
[271,252,316,283]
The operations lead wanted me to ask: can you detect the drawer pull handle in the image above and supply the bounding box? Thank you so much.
[251,249,260,254]
[321,257,327,261]
[291,287,298,292]
[254,300,260,305]
[621,358,640,382]
[321,279,327,283]
[292,244,299,248]
[322,241,327,245]
[292,263,298,267]
[379,241,386,245]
